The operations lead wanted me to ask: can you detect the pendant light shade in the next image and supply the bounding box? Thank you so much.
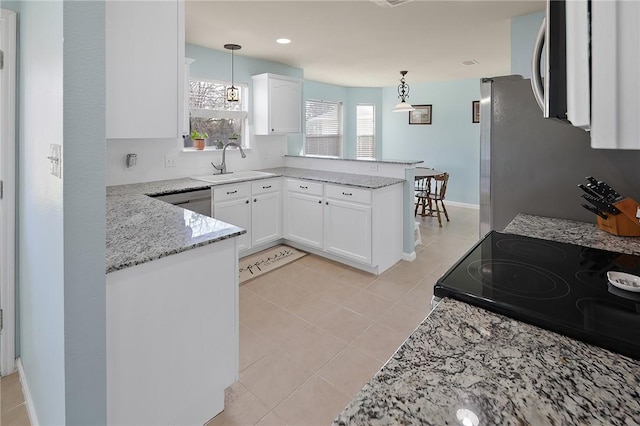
[224,43,242,102]
[392,70,415,112]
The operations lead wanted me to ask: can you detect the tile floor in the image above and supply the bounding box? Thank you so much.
[1,372,30,426]
[209,205,479,425]
[0,205,479,426]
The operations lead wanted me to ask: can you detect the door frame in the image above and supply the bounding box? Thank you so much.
[0,8,17,376]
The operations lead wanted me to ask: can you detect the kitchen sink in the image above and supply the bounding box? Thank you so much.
[191,170,276,184]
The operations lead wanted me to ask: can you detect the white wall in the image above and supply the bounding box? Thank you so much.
[16,2,66,424]
[107,135,287,185]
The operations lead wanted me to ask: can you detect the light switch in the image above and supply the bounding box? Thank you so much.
[48,144,62,178]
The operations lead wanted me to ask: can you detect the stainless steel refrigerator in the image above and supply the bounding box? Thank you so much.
[479,75,640,236]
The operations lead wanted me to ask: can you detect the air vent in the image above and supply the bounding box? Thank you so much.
[373,0,414,8]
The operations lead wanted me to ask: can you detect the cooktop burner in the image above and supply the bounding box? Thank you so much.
[434,231,640,360]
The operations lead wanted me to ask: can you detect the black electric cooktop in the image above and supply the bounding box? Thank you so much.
[434,231,640,360]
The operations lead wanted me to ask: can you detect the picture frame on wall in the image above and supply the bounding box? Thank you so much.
[472,100,480,123]
[409,105,432,125]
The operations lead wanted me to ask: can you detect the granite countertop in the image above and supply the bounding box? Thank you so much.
[261,167,404,189]
[504,213,640,256]
[283,154,423,166]
[107,168,405,273]
[335,214,640,425]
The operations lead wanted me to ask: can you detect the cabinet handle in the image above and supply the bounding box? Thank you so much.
[245,200,249,204]
[318,200,322,204]
[326,201,329,205]
[263,185,272,189]
[342,192,353,196]
[226,190,237,195]
[299,185,308,189]
[254,198,257,202]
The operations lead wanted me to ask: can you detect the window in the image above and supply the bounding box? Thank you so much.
[356,104,375,159]
[186,78,249,149]
[305,100,343,157]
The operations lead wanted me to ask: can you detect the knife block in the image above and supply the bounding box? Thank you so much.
[596,198,640,237]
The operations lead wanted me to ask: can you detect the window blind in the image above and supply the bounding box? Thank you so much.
[305,100,343,157]
[356,104,375,159]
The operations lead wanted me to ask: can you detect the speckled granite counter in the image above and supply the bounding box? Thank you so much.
[261,167,404,189]
[284,155,423,166]
[107,169,404,273]
[335,214,640,425]
[504,213,640,256]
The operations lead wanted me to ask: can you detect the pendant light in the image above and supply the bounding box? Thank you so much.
[224,43,242,102]
[392,70,415,112]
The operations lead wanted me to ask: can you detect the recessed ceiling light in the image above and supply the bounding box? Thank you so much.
[276,38,291,45]
[461,60,479,66]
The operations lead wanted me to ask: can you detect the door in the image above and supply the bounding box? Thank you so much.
[0,8,17,376]
[324,199,372,264]
[213,198,251,251]
[269,77,301,133]
[284,192,323,248]
[251,191,281,246]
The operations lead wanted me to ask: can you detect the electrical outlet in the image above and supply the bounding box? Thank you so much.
[369,164,379,172]
[165,156,177,168]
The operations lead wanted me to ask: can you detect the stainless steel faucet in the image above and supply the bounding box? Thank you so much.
[211,142,247,174]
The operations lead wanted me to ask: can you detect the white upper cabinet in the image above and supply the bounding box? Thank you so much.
[252,73,302,135]
[590,0,640,149]
[106,0,185,139]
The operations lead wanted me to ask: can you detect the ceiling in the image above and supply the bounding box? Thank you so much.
[185,0,544,88]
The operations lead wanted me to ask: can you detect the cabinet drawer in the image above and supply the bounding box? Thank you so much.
[213,182,250,202]
[286,179,323,196]
[252,178,281,195]
[325,184,371,204]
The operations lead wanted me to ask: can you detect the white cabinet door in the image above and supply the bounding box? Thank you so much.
[214,198,251,251]
[252,73,301,135]
[251,191,282,246]
[284,192,323,249]
[324,199,372,264]
[106,0,185,139]
[269,77,301,134]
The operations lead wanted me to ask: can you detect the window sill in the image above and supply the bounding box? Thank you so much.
[182,147,251,153]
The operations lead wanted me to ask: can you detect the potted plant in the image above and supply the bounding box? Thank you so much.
[190,130,208,150]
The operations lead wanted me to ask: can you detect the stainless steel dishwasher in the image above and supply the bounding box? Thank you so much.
[152,189,212,217]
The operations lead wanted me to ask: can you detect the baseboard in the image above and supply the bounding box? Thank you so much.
[445,200,480,210]
[17,358,39,426]
[402,251,416,261]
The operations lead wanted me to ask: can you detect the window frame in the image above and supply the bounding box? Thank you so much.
[304,99,344,158]
[185,77,250,151]
[356,103,376,160]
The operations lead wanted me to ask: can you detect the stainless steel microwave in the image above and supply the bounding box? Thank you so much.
[530,0,590,131]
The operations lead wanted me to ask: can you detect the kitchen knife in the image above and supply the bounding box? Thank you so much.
[581,203,608,220]
[578,184,604,199]
[581,194,621,214]
[597,181,623,202]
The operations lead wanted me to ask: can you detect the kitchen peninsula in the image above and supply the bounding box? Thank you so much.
[335,214,640,424]
[106,166,405,424]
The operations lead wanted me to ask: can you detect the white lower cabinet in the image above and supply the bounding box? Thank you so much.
[324,198,372,264]
[213,178,282,254]
[284,179,402,274]
[251,180,282,246]
[284,180,324,248]
[213,183,251,251]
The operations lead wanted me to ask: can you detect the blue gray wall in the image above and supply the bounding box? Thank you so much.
[511,11,545,78]
[13,1,106,424]
[62,2,106,424]
[381,79,481,205]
